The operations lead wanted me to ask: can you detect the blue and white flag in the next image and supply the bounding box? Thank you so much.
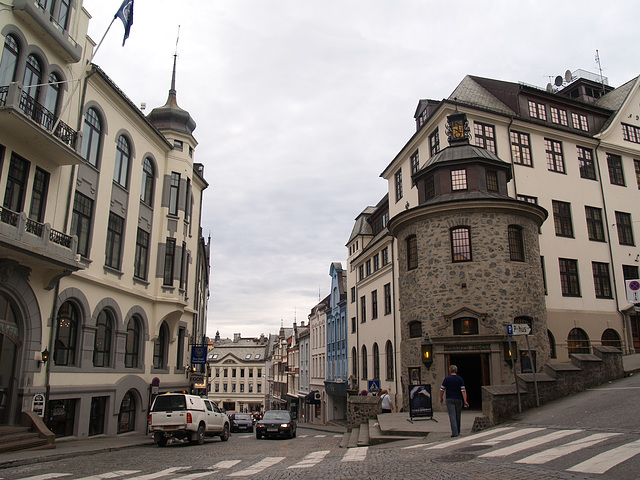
[114,0,134,46]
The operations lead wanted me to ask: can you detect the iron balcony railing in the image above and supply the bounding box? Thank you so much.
[0,205,75,252]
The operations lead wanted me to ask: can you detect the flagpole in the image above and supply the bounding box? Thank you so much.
[90,17,117,64]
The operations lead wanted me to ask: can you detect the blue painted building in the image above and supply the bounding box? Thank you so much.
[324,262,348,421]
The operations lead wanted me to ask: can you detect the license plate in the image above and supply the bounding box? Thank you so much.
[163,425,178,430]
[267,428,278,432]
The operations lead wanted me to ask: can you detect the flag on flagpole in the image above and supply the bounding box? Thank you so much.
[114,0,134,46]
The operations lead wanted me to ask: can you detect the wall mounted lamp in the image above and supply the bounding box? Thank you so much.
[421,333,433,368]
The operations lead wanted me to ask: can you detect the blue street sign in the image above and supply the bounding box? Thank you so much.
[191,346,207,364]
[368,380,380,393]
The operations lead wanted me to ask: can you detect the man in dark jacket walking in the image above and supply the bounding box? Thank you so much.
[439,365,469,437]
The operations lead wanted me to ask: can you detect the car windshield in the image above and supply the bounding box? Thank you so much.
[235,414,252,420]
[151,395,186,412]
[262,411,290,421]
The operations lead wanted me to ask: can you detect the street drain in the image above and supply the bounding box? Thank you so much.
[457,444,493,452]
[432,453,476,463]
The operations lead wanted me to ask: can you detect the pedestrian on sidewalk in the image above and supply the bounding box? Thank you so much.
[439,365,469,437]
[380,389,393,413]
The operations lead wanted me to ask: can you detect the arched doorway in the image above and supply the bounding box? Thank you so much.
[0,294,20,425]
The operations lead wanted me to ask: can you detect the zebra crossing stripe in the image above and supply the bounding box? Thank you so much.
[341,447,368,462]
[479,429,580,458]
[474,427,546,446]
[567,438,640,474]
[11,475,71,480]
[516,432,622,464]
[288,450,330,469]
[121,468,183,480]
[212,460,240,469]
[172,472,214,480]
[426,427,515,449]
[403,443,433,449]
[228,457,285,477]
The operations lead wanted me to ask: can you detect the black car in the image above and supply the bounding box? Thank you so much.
[231,413,254,433]
[255,410,296,439]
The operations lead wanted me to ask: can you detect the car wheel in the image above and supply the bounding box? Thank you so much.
[292,429,296,438]
[154,433,167,447]
[194,424,205,445]
[220,423,230,442]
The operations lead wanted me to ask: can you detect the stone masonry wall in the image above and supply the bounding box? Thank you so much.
[347,395,381,431]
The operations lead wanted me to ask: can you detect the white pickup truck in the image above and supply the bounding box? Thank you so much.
[148,393,230,446]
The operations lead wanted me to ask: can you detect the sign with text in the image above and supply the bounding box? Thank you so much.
[191,346,207,365]
[626,279,640,304]
[506,323,531,335]
[408,384,433,419]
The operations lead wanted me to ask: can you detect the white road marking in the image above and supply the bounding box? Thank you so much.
[288,450,330,469]
[333,434,343,438]
[567,438,640,474]
[314,434,327,438]
[341,447,368,462]
[75,471,140,480]
[426,427,515,449]
[516,432,622,464]
[403,443,433,449]
[172,472,214,480]
[123,468,184,480]
[479,429,579,458]
[228,457,285,477]
[11,475,71,480]
[212,460,240,469]
[474,427,546,446]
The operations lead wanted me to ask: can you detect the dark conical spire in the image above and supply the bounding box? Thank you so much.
[147,46,196,135]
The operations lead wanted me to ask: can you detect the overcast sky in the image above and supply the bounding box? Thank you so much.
[82,0,639,340]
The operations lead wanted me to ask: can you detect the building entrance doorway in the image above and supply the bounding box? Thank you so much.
[446,353,489,409]
[630,314,640,352]
[0,296,20,425]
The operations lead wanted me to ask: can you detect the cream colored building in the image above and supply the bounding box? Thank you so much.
[308,295,328,423]
[0,1,209,438]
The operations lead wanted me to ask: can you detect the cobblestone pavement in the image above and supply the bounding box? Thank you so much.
[2,425,634,480]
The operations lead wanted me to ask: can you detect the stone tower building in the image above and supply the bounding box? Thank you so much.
[388,111,549,410]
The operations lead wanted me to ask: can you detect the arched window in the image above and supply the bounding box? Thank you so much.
[361,345,368,380]
[548,330,557,359]
[44,72,61,116]
[567,327,590,355]
[118,391,136,433]
[93,310,113,367]
[82,107,102,167]
[373,343,380,380]
[453,317,479,335]
[409,321,422,338]
[351,346,357,380]
[54,301,79,366]
[153,322,169,369]
[113,135,130,188]
[140,157,154,206]
[22,54,42,101]
[125,316,141,368]
[601,329,622,349]
[385,340,394,380]
[0,35,19,86]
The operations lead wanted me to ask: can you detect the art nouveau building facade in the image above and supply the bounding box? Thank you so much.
[0,1,209,437]
[349,70,640,410]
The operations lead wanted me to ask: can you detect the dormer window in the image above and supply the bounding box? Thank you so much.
[451,169,467,191]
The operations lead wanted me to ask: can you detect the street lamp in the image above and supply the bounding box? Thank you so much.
[41,348,49,366]
[503,341,517,364]
[421,334,433,368]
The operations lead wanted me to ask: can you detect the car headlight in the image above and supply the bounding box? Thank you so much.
[280,423,290,428]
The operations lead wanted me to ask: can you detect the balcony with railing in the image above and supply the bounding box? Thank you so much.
[0,206,82,271]
[0,83,84,167]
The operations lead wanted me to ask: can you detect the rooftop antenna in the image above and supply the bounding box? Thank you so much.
[595,49,606,96]
[318,285,321,301]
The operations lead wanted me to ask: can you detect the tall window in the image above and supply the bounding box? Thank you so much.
[384,283,392,315]
[163,238,176,285]
[550,107,568,126]
[545,139,565,173]
[615,211,634,246]
[56,0,71,31]
[22,54,42,101]
[3,153,30,212]
[371,290,378,320]
[451,169,467,190]
[577,146,596,180]
[113,135,130,188]
[394,169,403,202]
[169,172,180,215]
[381,247,389,266]
[361,345,368,380]
[567,328,590,355]
[385,341,394,380]
[559,258,580,297]
[635,159,640,189]
[607,154,625,186]
[360,296,366,323]
[351,347,358,380]
[372,343,380,380]
[93,310,113,367]
[71,192,93,258]
[571,112,588,131]
[410,150,419,177]
[508,225,525,261]
[177,327,185,370]
[510,131,532,166]
[425,175,435,199]
[118,391,136,434]
[44,73,61,116]
[134,228,149,280]
[140,157,154,206]
[0,35,19,86]
[451,227,471,262]
[552,201,573,237]
[53,301,79,366]
[406,235,418,270]
[474,122,496,153]
[29,168,49,222]
[105,212,124,269]
[153,322,169,369]
[82,108,102,167]
[486,170,498,192]
[592,262,612,299]
[429,129,440,155]
[528,100,546,120]
[124,317,140,368]
[585,206,605,242]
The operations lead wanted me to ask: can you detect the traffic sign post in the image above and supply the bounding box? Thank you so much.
[626,279,640,304]
[504,323,539,408]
